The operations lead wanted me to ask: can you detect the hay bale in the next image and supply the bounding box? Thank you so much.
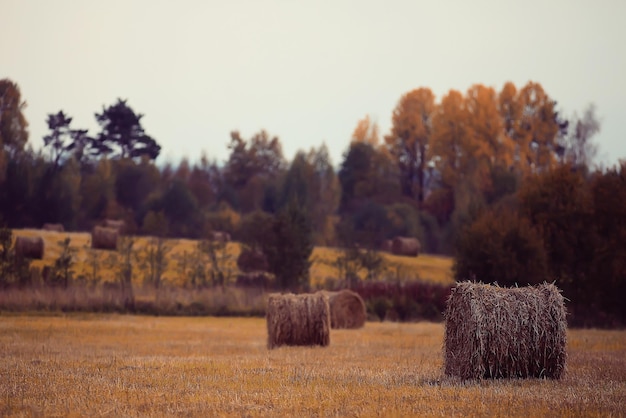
[91,226,119,250]
[381,239,392,253]
[209,231,231,243]
[103,219,125,233]
[42,223,64,232]
[266,292,331,349]
[15,236,44,259]
[326,289,366,329]
[444,281,567,380]
[391,236,420,257]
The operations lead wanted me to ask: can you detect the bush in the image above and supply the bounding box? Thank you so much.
[454,208,549,287]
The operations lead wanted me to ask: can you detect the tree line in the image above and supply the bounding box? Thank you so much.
[1,77,623,324]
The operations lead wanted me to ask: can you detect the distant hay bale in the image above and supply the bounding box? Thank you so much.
[266,292,331,349]
[209,231,231,243]
[15,236,44,259]
[91,226,119,250]
[444,281,567,380]
[391,236,420,257]
[42,223,64,232]
[325,289,366,329]
[103,219,125,233]
[381,239,392,253]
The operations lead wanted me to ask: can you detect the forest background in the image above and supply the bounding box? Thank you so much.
[0,78,624,327]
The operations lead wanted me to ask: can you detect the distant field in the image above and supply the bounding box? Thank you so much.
[0,315,623,416]
[12,229,454,287]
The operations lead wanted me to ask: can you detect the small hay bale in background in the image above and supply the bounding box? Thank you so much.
[91,226,119,250]
[209,231,231,243]
[266,292,330,349]
[15,236,44,259]
[42,223,64,232]
[381,239,393,253]
[391,236,420,257]
[325,289,366,329]
[103,219,125,233]
[444,281,567,380]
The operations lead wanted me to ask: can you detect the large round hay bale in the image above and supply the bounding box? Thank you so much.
[325,289,366,329]
[266,292,331,349]
[42,223,64,232]
[391,236,420,257]
[91,226,119,250]
[103,219,125,233]
[444,281,567,380]
[15,236,44,259]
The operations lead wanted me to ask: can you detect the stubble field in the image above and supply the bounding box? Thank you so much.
[0,315,624,417]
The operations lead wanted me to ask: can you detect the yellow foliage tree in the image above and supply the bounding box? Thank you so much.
[385,87,435,203]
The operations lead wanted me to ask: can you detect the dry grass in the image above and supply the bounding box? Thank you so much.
[0,315,623,417]
[12,230,455,287]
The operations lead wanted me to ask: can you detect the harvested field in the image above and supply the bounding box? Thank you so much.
[0,315,623,417]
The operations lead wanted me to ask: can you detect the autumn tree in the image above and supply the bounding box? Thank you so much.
[306,144,341,246]
[385,87,435,203]
[561,104,600,169]
[263,200,313,291]
[90,99,160,160]
[223,130,285,212]
[518,164,596,307]
[454,208,549,287]
[0,79,29,181]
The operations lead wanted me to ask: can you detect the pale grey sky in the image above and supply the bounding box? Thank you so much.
[3,0,625,167]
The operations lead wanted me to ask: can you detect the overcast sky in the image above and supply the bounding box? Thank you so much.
[3,0,625,167]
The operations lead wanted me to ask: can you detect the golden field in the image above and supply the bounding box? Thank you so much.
[0,315,624,417]
[12,229,455,287]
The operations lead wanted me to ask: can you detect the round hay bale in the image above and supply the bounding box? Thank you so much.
[391,236,420,257]
[42,223,64,232]
[209,231,231,243]
[266,292,331,349]
[15,236,44,259]
[103,219,125,233]
[325,289,366,329]
[91,226,119,250]
[444,281,567,380]
[381,239,393,253]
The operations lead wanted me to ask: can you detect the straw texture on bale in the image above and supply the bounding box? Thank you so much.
[325,289,367,329]
[444,281,567,380]
[15,236,44,259]
[391,236,420,257]
[266,292,331,349]
[103,219,125,233]
[42,223,64,232]
[91,226,119,250]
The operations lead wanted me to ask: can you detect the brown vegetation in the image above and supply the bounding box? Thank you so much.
[14,236,44,259]
[444,281,567,380]
[325,289,366,329]
[391,236,420,257]
[266,292,330,349]
[236,247,268,272]
[42,223,64,232]
[91,226,119,250]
